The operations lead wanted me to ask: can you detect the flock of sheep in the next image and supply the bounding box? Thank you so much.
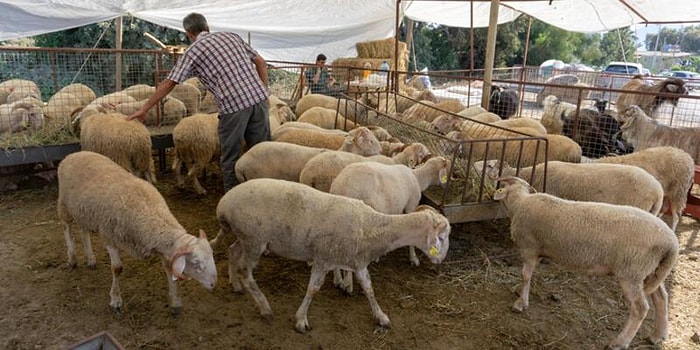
[2,73,698,349]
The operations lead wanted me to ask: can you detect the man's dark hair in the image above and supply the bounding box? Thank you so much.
[183,13,209,35]
[316,54,327,62]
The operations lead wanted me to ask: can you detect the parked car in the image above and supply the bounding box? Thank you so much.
[670,70,700,90]
[591,61,646,101]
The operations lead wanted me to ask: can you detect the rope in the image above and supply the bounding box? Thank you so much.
[70,21,112,84]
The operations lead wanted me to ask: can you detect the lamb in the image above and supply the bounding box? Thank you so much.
[56,83,97,107]
[213,178,450,332]
[271,121,348,140]
[619,105,700,164]
[616,75,688,119]
[0,100,45,134]
[299,142,433,193]
[594,146,695,231]
[57,151,217,314]
[78,112,157,184]
[475,159,664,216]
[235,129,383,183]
[273,126,381,154]
[329,156,451,293]
[112,96,186,126]
[493,175,678,350]
[297,106,358,130]
[488,85,519,119]
[171,113,220,195]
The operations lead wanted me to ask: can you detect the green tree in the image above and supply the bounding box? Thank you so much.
[34,16,184,49]
[599,27,637,64]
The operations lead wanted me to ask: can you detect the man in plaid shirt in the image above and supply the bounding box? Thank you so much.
[130,12,270,192]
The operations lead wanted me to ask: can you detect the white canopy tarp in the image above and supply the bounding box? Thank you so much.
[1,1,700,62]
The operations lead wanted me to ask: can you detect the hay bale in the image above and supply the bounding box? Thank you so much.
[332,58,409,82]
[356,38,408,59]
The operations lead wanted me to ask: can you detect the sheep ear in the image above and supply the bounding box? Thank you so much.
[171,256,187,281]
[666,84,679,93]
[198,229,207,240]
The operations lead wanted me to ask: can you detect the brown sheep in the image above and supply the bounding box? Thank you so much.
[615,75,688,119]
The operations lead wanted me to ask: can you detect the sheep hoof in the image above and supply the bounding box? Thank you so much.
[170,306,183,316]
[261,313,273,325]
[86,262,96,270]
[646,335,665,345]
[373,324,390,335]
[294,320,310,333]
[68,261,77,269]
[511,301,525,313]
[604,344,628,350]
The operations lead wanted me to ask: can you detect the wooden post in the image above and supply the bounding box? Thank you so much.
[115,16,123,91]
[480,0,500,110]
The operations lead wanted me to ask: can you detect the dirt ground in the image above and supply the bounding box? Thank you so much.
[1,171,699,350]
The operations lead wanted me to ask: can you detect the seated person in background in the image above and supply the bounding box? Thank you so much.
[305,54,345,97]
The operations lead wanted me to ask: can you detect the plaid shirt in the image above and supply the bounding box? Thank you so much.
[168,32,269,114]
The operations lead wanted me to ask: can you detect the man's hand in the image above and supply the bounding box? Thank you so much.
[128,110,146,123]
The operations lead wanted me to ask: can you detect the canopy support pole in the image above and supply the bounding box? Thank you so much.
[480,0,500,110]
[115,16,123,91]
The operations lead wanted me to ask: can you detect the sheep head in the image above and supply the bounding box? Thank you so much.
[171,229,217,290]
[493,175,536,201]
[414,205,450,264]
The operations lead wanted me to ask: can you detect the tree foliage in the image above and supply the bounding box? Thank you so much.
[33,16,185,49]
[405,16,637,71]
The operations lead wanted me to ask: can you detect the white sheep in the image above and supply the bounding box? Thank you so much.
[213,178,450,332]
[475,160,664,216]
[79,112,157,184]
[490,117,547,135]
[540,94,577,134]
[171,113,220,195]
[299,142,432,193]
[57,151,217,314]
[122,84,156,101]
[593,146,695,231]
[268,95,296,134]
[329,156,451,293]
[297,106,358,130]
[446,128,582,167]
[0,79,40,104]
[295,94,372,124]
[44,91,83,127]
[620,105,700,164]
[235,128,382,183]
[169,82,202,116]
[0,100,45,134]
[273,126,381,154]
[493,175,678,350]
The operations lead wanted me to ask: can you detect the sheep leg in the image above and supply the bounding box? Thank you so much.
[80,229,96,269]
[105,245,123,313]
[173,157,186,189]
[235,242,273,321]
[408,246,420,266]
[63,223,77,268]
[161,257,183,315]
[188,163,206,195]
[647,284,669,345]
[355,267,390,329]
[512,256,538,313]
[608,281,648,350]
[227,241,244,292]
[332,268,354,295]
[294,264,326,333]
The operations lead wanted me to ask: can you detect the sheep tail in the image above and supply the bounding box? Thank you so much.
[643,247,679,294]
[650,196,664,217]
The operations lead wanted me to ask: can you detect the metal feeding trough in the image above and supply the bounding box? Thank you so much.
[65,331,125,350]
